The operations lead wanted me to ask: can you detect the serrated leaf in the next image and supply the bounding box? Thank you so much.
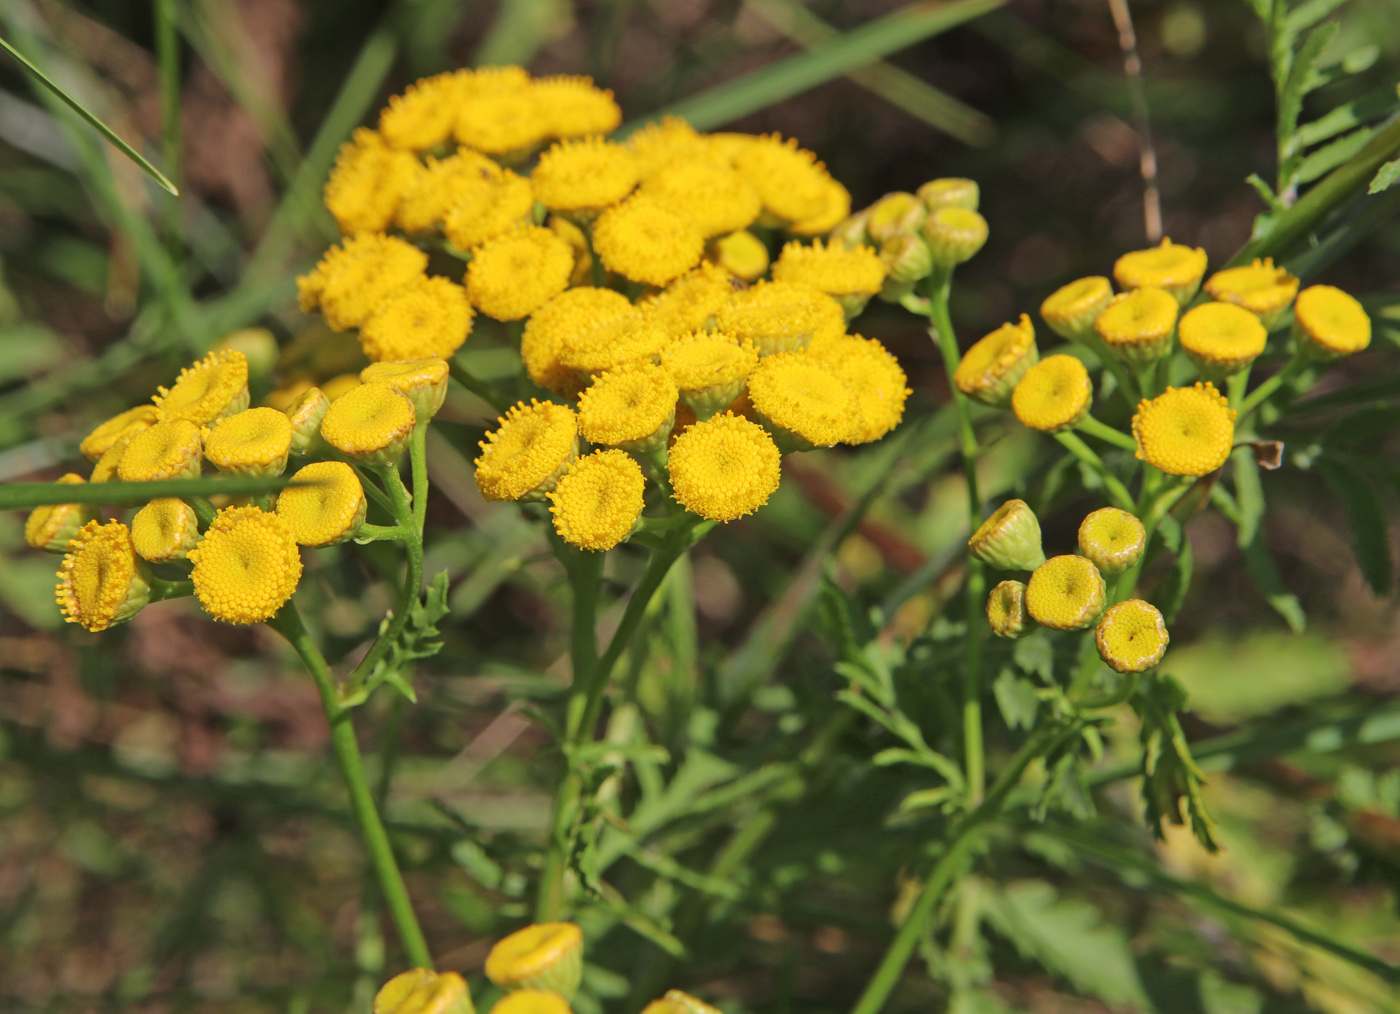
[1296,125,1375,184]
[360,570,452,704]
[993,667,1040,730]
[1369,156,1400,194]
[1013,629,1055,683]
[1295,86,1400,148]
[1284,0,1350,38]
[1278,23,1339,144]
[1244,172,1284,211]
[872,747,965,788]
[1317,456,1394,596]
[1134,673,1220,851]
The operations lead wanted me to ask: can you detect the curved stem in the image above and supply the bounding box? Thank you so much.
[1076,414,1138,452]
[1053,431,1137,512]
[268,603,432,969]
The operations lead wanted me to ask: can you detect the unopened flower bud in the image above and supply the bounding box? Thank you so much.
[968,499,1046,571]
[1040,276,1114,344]
[708,230,769,282]
[212,327,279,380]
[954,315,1038,407]
[917,177,979,212]
[921,207,988,266]
[1077,507,1145,575]
[1095,598,1169,673]
[362,357,450,422]
[374,969,475,1014]
[285,386,331,456]
[25,474,95,552]
[866,192,927,244]
[641,992,722,1014]
[880,234,933,285]
[987,579,1033,639]
[1026,555,1106,631]
[131,498,201,562]
[828,210,871,249]
[485,922,584,999]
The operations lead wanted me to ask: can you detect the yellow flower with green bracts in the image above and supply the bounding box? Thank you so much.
[467,225,575,322]
[297,234,427,332]
[1094,287,1178,365]
[119,420,203,482]
[918,177,979,212]
[25,474,94,552]
[80,404,158,461]
[921,206,988,266]
[1113,237,1207,305]
[532,74,621,137]
[954,314,1038,407]
[1178,301,1266,379]
[322,127,422,235]
[1078,507,1146,575]
[276,461,367,547]
[1132,382,1235,476]
[662,332,758,420]
[968,499,1045,572]
[1040,276,1114,344]
[1095,598,1169,673]
[531,138,639,214]
[1025,555,1106,631]
[522,287,635,399]
[485,922,584,998]
[154,349,250,426]
[443,170,536,251]
[203,408,293,478]
[577,363,678,452]
[490,992,570,1014]
[771,239,885,314]
[746,352,857,450]
[56,520,149,632]
[987,579,1032,639]
[640,262,736,336]
[285,387,330,457]
[1012,354,1093,433]
[374,968,475,1014]
[668,413,781,522]
[1204,258,1299,329]
[189,506,302,624]
[361,358,449,422]
[475,400,579,502]
[548,450,646,552]
[1293,284,1371,359]
[320,382,416,466]
[809,333,910,445]
[131,497,201,563]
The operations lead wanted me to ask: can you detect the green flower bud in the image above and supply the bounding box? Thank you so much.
[968,498,1047,571]
[867,192,927,244]
[1078,507,1146,575]
[921,206,988,266]
[917,177,979,212]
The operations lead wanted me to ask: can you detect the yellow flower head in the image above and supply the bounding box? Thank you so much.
[360,275,474,363]
[1025,554,1106,630]
[322,372,363,403]
[828,210,871,250]
[298,234,428,332]
[1040,276,1114,344]
[1293,284,1371,359]
[639,160,762,238]
[1177,301,1266,379]
[715,292,821,357]
[1095,598,1169,673]
[475,400,579,502]
[276,461,367,547]
[1012,354,1093,433]
[454,78,548,156]
[987,579,1032,639]
[1132,382,1235,476]
[378,71,470,151]
[626,116,709,178]
[867,192,927,244]
[80,405,159,461]
[968,498,1046,571]
[532,138,639,214]
[555,311,668,378]
[396,149,502,234]
[323,128,423,235]
[662,331,759,419]
[639,262,736,335]
[730,135,832,224]
[55,521,149,631]
[1113,238,1207,305]
[467,225,575,321]
[809,333,910,444]
[1078,506,1146,576]
[708,230,769,282]
[154,349,250,426]
[771,240,886,312]
[374,968,474,1014]
[189,506,303,624]
[548,215,595,287]
[485,922,584,998]
[361,357,449,421]
[522,287,635,398]
[90,436,133,484]
[641,992,722,1014]
[1094,287,1179,365]
[577,363,678,452]
[548,450,647,552]
[203,408,293,477]
[131,497,200,562]
[285,387,331,456]
[788,174,852,237]
[668,412,782,522]
[443,170,536,250]
[25,474,95,552]
[593,196,706,287]
[954,314,1039,406]
[920,206,988,266]
[917,177,980,212]
[119,420,203,482]
[1204,257,1299,330]
[746,352,857,450]
[533,75,622,137]
[320,382,417,465]
[490,992,571,1014]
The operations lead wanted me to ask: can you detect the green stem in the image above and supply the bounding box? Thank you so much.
[148,576,193,601]
[448,357,512,414]
[1226,366,1252,411]
[1237,353,1307,421]
[154,0,182,262]
[186,495,216,529]
[1053,431,1136,511]
[356,523,408,543]
[267,603,432,969]
[1076,414,1138,452]
[409,426,429,538]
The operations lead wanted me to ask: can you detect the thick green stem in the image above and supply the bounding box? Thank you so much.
[268,603,432,969]
[1076,414,1138,452]
[409,426,429,537]
[1054,431,1137,511]
[148,576,193,601]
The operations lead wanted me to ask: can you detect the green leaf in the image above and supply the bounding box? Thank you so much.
[1296,125,1376,184]
[1278,23,1339,149]
[1295,85,1400,148]
[1232,449,1306,631]
[0,474,300,511]
[357,570,453,705]
[1133,673,1220,851]
[992,667,1040,730]
[1244,172,1284,211]
[1369,156,1400,194]
[1284,0,1350,37]
[1317,456,1394,596]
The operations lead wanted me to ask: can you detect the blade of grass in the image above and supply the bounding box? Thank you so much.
[154,0,183,262]
[623,0,1006,133]
[0,474,303,511]
[0,34,178,195]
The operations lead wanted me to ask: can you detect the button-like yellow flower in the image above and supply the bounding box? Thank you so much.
[987,579,1032,639]
[954,314,1039,407]
[131,497,201,562]
[548,449,646,552]
[626,116,708,179]
[1077,507,1146,576]
[577,363,678,452]
[189,506,303,624]
[714,296,821,357]
[809,333,910,444]
[1203,258,1299,330]
[374,968,475,1014]
[1113,238,1207,306]
[285,387,330,456]
[360,275,474,362]
[1132,382,1235,476]
[917,177,979,212]
[747,352,858,450]
[119,420,203,482]
[25,474,95,552]
[640,991,722,1014]
[560,311,671,377]
[1025,555,1106,630]
[668,412,782,522]
[730,135,832,224]
[276,461,367,547]
[154,349,250,426]
[787,172,851,236]
[466,225,575,321]
[298,234,428,332]
[490,991,570,1014]
[532,138,639,215]
[80,405,159,461]
[378,71,470,151]
[323,128,422,235]
[203,408,293,477]
[90,436,133,483]
[522,287,635,398]
[593,195,706,287]
[1012,354,1093,433]
[1094,598,1169,673]
[921,206,988,266]
[454,77,548,157]
[1040,276,1114,344]
[639,159,762,238]
[662,332,758,419]
[1293,284,1371,359]
[533,74,622,137]
[968,498,1046,571]
[396,149,502,234]
[866,192,927,244]
[639,262,736,336]
[475,400,579,502]
[548,214,595,287]
[56,520,150,631]
[361,358,449,422]
[443,170,536,250]
[1177,302,1266,379]
[1094,287,1179,365]
[320,382,417,465]
[708,230,769,281]
[771,239,886,316]
[485,922,584,998]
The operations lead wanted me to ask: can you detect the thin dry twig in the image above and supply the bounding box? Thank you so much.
[1107,0,1162,241]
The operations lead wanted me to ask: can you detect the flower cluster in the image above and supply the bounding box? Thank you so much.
[29,345,448,630]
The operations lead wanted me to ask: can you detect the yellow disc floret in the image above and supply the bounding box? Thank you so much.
[189,506,303,624]
[1293,284,1371,359]
[154,349,250,426]
[466,225,575,321]
[809,333,910,444]
[548,450,647,552]
[771,240,886,302]
[1095,598,1169,673]
[662,331,758,418]
[626,117,708,179]
[987,579,1031,639]
[119,420,203,482]
[1093,287,1179,365]
[639,160,762,238]
[708,230,769,282]
[789,173,852,236]
[746,352,857,449]
[298,234,429,332]
[55,520,150,631]
[640,263,736,335]
[1012,354,1093,432]
[80,405,159,461]
[730,135,832,224]
[533,75,622,137]
[532,138,639,214]
[374,968,474,1014]
[954,314,1038,406]
[360,275,474,363]
[1077,507,1146,575]
[522,287,635,398]
[443,170,536,250]
[1112,238,1208,305]
[25,474,94,552]
[378,71,469,151]
[131,497,201,562]
[1204,258,1299,328]
[276,461,367,547]
[323,128,423,235]
[576,363,678,451]
[1025,555,1106,631]
[396,149,502,234]
[560,312,671,377]
[592,196,706,287]
[668,412,782,522]
[320,382,417,465]
[1132,382,1235,476]
[1177,301,1266,378]
[454,78,548,156]
[1040,276,1114,343]
[361,357,449,421]
[475,400,579,502]
[485,922,584,998]
[203,408,293,477]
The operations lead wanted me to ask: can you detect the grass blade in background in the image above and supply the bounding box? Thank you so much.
[0,474,302,511]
